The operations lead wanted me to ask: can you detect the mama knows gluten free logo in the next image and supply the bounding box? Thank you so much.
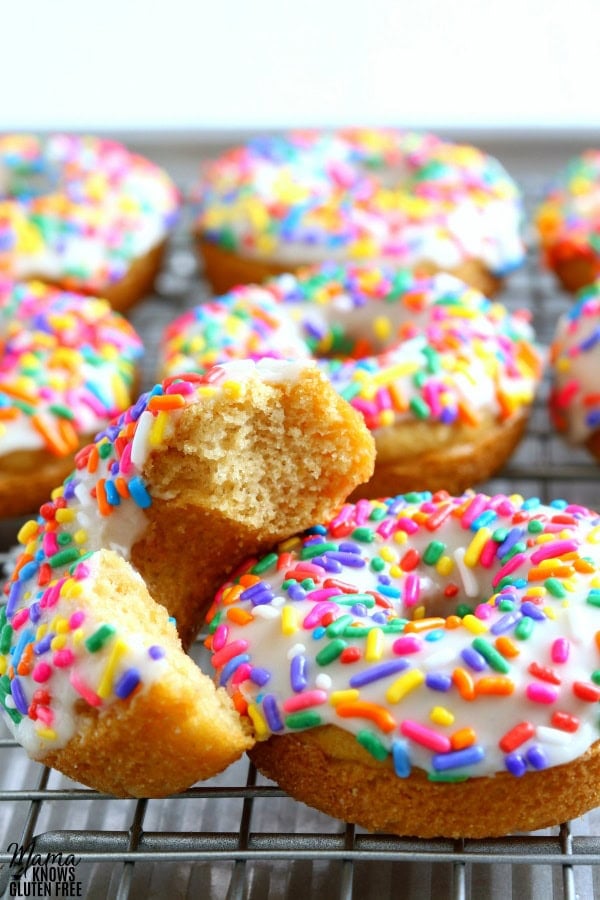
[5,843,83,897]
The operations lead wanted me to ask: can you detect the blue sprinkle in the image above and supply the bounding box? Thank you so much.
[104,480,121,507]
[18,561,39,582]
[262,694,284,732]
[377,584,402,598]
[392,739,411,778]
[432,745,485,771]
[526,744,548,770]
[505,752,527,777]
[115,668,141,699]
[10,678,29,715]
[425,629,444,642]
[471,509,497,531]
[128,476,152,509]
[312,626,326,640]
[496,527,524,559]
[349,659,409,688]
[219,653,250,686]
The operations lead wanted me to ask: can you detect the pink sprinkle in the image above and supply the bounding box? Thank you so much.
[402,573,420,607]
[283,690,328,712]
[551,637,570,664]
[32,663,52,683]
[392,636,422,655]
[530,540,579,564]
[474,603,493,620]
[69,671,102,707]
[306,588,341,603]
[303,602,339,629]
[461,493,488,528]
[231,663,252,685]
[211,639,250,669]
[73,563,90,581]
[492,553,527,588]
[212,623,229,653]
[69,611,86,630]
[11,608,30,630]
[396,517,420,535]
[119,440,133,474]
[43,533,59,557]
[526,683,559,704]
[53,649,75,668]
[35,706,54,726]
[400,719,452,753]
[376,519,398,539]
[355,499,372,525]
[479,539,498,568]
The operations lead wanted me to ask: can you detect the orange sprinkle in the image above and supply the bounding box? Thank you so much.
[445,615,462,630]
[528,564,574,581]
[335,700,396,733]
[456,399,480,427]
[452,667,475,701]
[495,636,520,658]
[476,675,515,695]
[87,444,100,473]
[13,553,34,580]
[574,558,595,574]
[222,584,244,606]
[31,414,69,456]
[232,691,248,716]
[227,607,254,626]
[147,393,186,412]
[95,479,111,517]
[114,477,130,499]
[450,727,476,750]
[388,382,409,412]
[595,631,600,653]
[239,574,261,588]
[404,617,446,633]
[0,407,19,420]
[17,643,34,676]
[58,419,80,453]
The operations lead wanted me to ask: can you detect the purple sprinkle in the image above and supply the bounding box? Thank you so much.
[432,745,485,771]
[349,659,409,687]
[505,752,527,777]
[262,694,284,732]
[250,667,271,687]
[461,647,487,672]
[115,668,141,699]
[287,584,306,601]
[425,672,452,692]
[496,527,524,559]
[325,552,366,568]
[526,744,548,770]
[338,542,361,554]
[148,645,166,660]
[34,634,54,656]
[371,611,388,625]
[28,602,41,625]
[351,604,369,616]
[290,654,308,692]
[490,612,523,635]
[521,601,547,621]
[219,653,250,686]
[10,678,29,715]
[240,581,272,601]
[310,556,343,573]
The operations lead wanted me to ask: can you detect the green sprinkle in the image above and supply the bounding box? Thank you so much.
[286,711,322,729]
[370,557,385,572]
[383,618,407,633]
[428,772,469,783]
[0,624,13,654]
[356,729,389,762]
[591,670,600,686]
[301,578,316,590]
[208,611,223,633]
[492,528,509,543]
[498,598,516,612]
[527,519,544,534]
[316,639,348,665]
[500,541,527,563]
[515,616,534,640]
[57,533,72,546]
[300,542,337,560]
[352,526,375,543]
[251,552,278,574]
[369,507,387,522]
[587,590,600,608]
[409,396,430,419]
[48,548,80,568]
[545,578,567,599]
[85,624,117,653]
[326,615,354,637]
[471,637,510,673]
[456,603,473,618]
[48,403,75,420]
[423,540,445,565]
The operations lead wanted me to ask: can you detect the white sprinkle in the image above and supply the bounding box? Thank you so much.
[130,410,154,468]
[316,673,333,690]
[287,642,306,660]
[453,547,479,597]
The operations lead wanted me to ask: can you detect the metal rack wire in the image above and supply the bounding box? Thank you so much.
[1,166,600,900]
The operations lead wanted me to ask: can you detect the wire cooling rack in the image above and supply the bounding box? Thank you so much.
[1,154,600,900]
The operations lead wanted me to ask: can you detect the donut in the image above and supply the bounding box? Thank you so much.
[536,150,600,293]
[550,281,600,460]
[160,264,543,500]
[0,279,143,518]
[208,490,600,838]
[0,359,375,796]
[193,129,525,296]
[0,134,179,312]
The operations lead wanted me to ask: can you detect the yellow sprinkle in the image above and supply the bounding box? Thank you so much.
[149,410,168,448]
[247,703,270,739]
[379,546,397,563]
[430,706,455,727]
[330,689,360,706]
[373,316,392,342]
[55,508,76,524]
[17,520,39,544]
[54,618,69,635]
[379,409,395,427]
[97,638,128,699]
[461,614,488,635]
[281,606,299,636]
[413,605,426,620]
[365,627,384,661]
[35,624,48,641]
[587,527,600,545]
[0,657,6,676]
[393,531,408,546]
[526,586,546,597]
[389,564,402,578]
[279,536,302,553]
[36,728,58,741]
[195,385,217,397]
[372,361,419,385]
[436,555,454,576]
[60,580,83,600]
[464,528,491,567]
[50,635,67,651]
[544,606,557,620]
[386,669,425,704]
[73,529,88,545]
[72,628,85,646]
[50,485,65,500]
[592,575,600,589]
[222,380,243,399]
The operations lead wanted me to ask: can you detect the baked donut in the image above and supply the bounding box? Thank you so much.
[550,280,600,459]
[193,129,525,296]
[160,264,543,499]
[0,134,179,312]
[0,279,143,518]
[536,150,600,293]
[208,490,600,838]
[0,359,375,796]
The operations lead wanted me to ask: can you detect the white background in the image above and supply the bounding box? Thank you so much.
[2,0,600,132]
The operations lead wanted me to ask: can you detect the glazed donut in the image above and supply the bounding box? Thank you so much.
[0,134,179,312]
[0,280,143,518]
[193,129,525,297]
[208,490,600,838]
[536,150,600,293]
[550,281,600,460]
[160,264,543,499]
[0,359,375,796]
